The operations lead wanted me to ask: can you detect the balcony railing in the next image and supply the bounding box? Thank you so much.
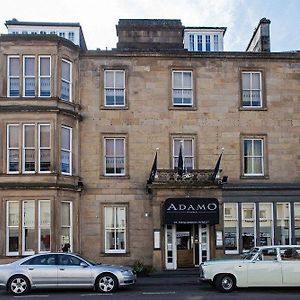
[149,169,222,186]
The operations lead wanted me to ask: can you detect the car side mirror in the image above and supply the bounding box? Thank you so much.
[80,262,88,268]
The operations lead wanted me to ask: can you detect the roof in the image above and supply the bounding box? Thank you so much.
[5,18,81,28]
[117,19,182,27]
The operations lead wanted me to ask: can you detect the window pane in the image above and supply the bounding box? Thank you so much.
[105,71,114,87]
[9,57,19,76]
[25,149,35,171]
[61,202,71,227]
[116,207,126,228]
[242,73,250,90]
[40,150,50,171]
[40,125,50,147]
[9,125,19,148]
[40,201,50,226]
[115,139,124,156]
[61,80,70,100]
[116,231,125,250]
[40,78,51,97]
[9,228,19,252]
[24,125,35,147]
[105,139,114,156]
[252,73,261,89]
[184,140,192,156]
[244,140,252,156]
[276,203,290,245]
[8,202,19,226]
[183,72,191,88]
[197,35,202,51]
[106,230,115,250]
[25,78,35,96]
[60,228,71,248]
[61,127,70,150]
[23,201,35,227]
[62,61,70,81]
[9,78,20,96]
[24,228,35,252]
[253,140,262,156]
[242,91,251,106]
[25,57,35,76]
[40,57,50,76]
[40,229,51,251]
[242,203,255,251]
[295,204,300,245]
[61,150,70,173]
[105,207,114,228]
[173,72,181,88]
[224,203,238,252]
[253,157,263,174]
[115,71,124,88]
[9,149,19,172]
[259,203,273,246]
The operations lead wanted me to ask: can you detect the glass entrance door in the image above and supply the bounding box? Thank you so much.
[165,224,177,270]
[194,224,210,266]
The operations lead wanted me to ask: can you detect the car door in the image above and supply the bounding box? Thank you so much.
[280,247,300,286]
[20,254,58,287]
[247,247,282,286]
[57,254,93,287]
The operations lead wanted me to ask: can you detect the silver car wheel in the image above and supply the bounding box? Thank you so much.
[99,275,115,292]
[10,277,28,295]
[221,276,233,290]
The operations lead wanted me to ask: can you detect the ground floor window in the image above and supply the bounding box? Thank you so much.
[6,200,51,256]
[224,201,297,254]
[104,206,126,253]
[61,201,73,252]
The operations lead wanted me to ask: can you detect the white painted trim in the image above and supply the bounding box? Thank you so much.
[172,70,193,106]
[104,70,126,107]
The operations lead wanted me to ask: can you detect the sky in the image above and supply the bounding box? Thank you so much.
[0,0,299,52]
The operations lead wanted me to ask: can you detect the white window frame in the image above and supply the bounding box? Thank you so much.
[224,203,239,254]
[38,124,51,173]
[104,70,126,107]
[38,200,51,253]
[61,126,72,175]
[6,201,19,256]
[61,59,72,102]
[38,56,51,97]
[22,124,36,174]
[23,55,36,97]
[243,138,264,176]
[104,137,126,176]
[22,200,35,256]
[7,124,20,174]
[205,35,211,51]
[242,71,262,108]
[172,71,193,106]
[189,34,194,51]
[104,206,127,254]
[7,55,20,97]
[197,35,202,51]
[276,202,292,245]
[172,138,195,171]
[213,34,219,51]
[61,201,73,252]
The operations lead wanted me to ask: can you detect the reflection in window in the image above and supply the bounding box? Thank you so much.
[23,201,35,255]
[105,206,126,253]
[173,138,194,171]
[39,201,51,252]
[242,203,256,251]
[276,203,291,245]
[259,203,273,246]
[224,203,239,254]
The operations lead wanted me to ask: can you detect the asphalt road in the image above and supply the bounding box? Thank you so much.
[1,275,300,299]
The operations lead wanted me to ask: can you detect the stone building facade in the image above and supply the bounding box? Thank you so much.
[0,19,299,270]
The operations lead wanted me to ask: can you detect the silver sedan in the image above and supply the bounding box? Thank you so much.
[0,253,136,295]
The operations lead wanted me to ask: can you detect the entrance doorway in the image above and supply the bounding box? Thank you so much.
[165,224,210,269]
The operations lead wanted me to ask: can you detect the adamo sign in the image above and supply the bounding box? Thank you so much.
[163,198,219,224]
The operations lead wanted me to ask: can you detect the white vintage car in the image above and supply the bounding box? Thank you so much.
[200,245,300,292]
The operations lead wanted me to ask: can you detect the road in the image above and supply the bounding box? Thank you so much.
[1,275,300,299]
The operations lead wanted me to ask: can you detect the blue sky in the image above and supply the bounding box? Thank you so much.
[0,0,299,51]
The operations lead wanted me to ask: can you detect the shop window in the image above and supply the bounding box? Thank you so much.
[7,56,20,97]
[295,203,300,244]
[259,203,273,246]
[242,203,256,251]
[104,206,126,253]
[61,126,72,175]
[276,203,291,245]
[172,71,193,106]
[61,59,72,102]
[61,201,73,252]
[242,137,265,176]
[224,203,239,254]
[172,137,194,171]
[104,137,125,176]
[6,200,51,256]
[241,71,263,108]
[104,70,125,107]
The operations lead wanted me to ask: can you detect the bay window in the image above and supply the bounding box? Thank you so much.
[104,206,126,253]
[38,124,51,173]
[61,126,72,175]
[61,59,72,101]
[38,201,51,252]
[23,56,35,97]
[7,124,20,174]
[23,124,35,173]
[38,56,51,97]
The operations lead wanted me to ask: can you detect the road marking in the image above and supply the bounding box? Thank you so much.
[14,296,49,298]
[81,294,113,296]
[142,291,176,295]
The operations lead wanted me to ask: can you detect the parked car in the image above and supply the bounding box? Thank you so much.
[200,245,300,292]
[0,253,136,295]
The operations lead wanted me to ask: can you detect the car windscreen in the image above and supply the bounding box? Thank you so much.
[74,254,99,266]
[242,247,260,260]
